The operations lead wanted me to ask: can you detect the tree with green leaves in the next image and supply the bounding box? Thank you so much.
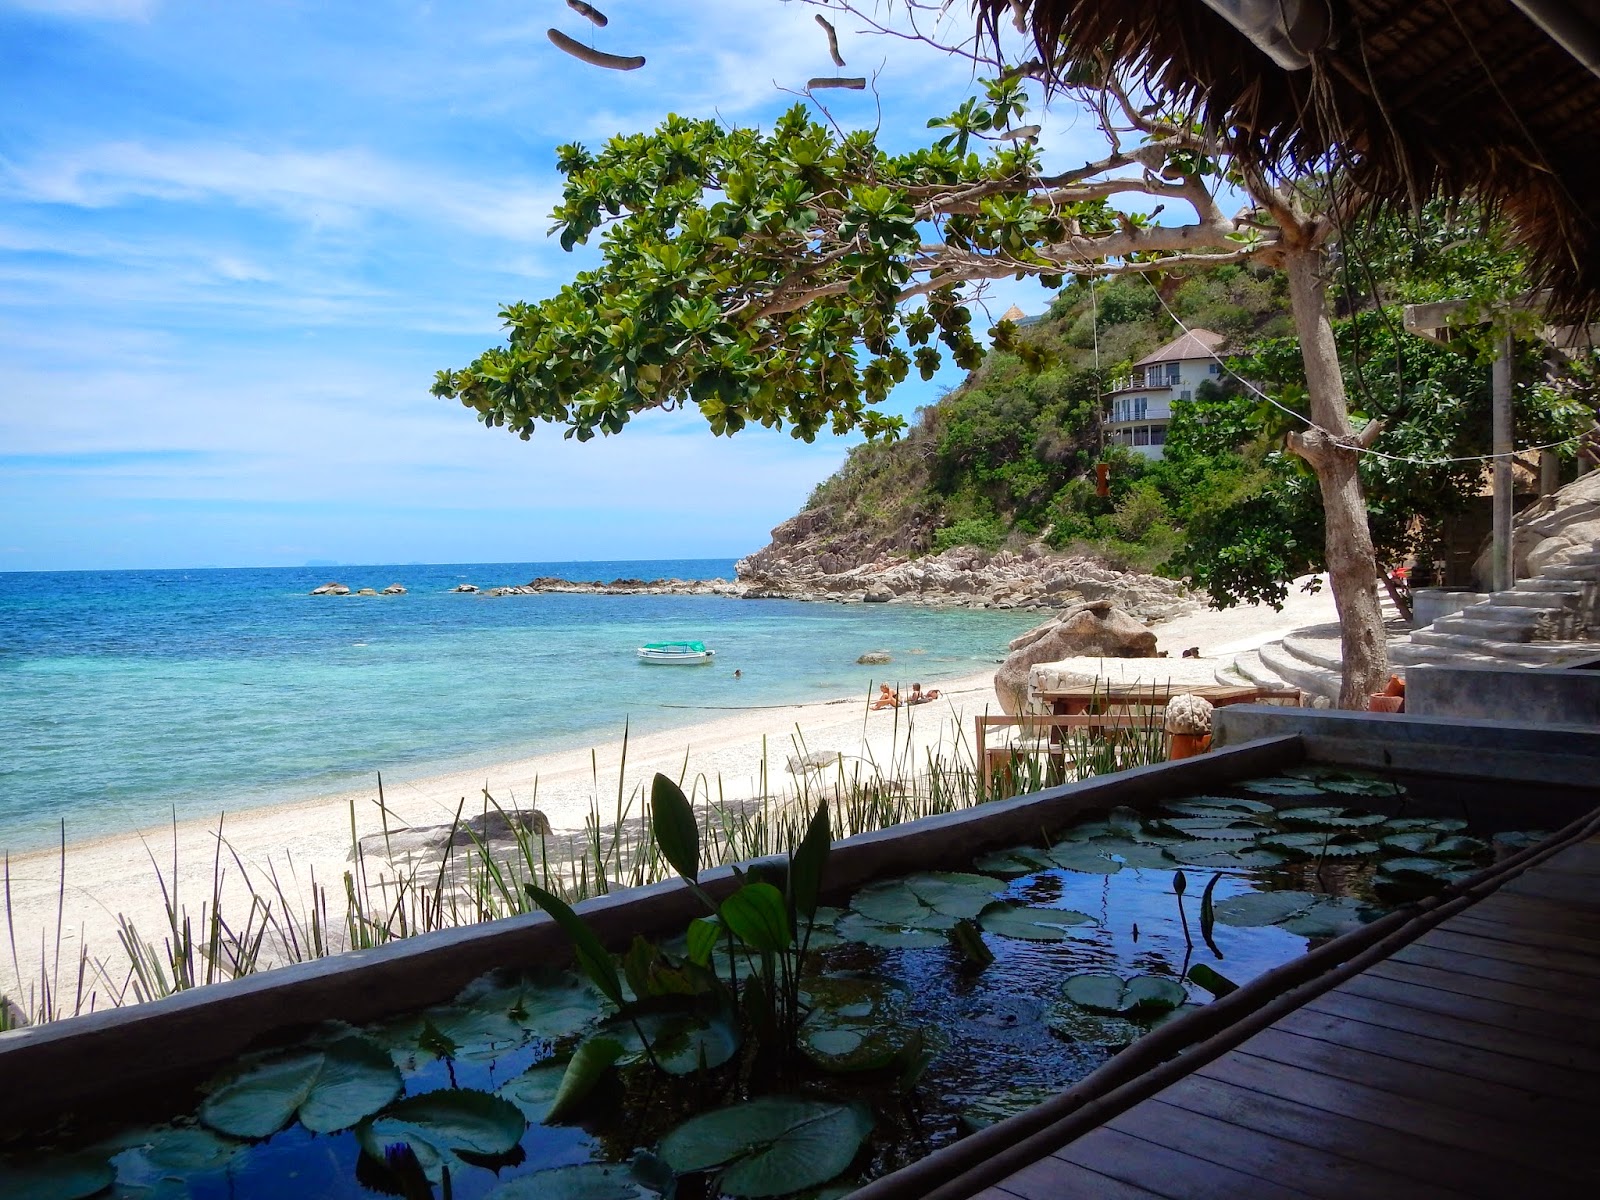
[433,32,1422,706]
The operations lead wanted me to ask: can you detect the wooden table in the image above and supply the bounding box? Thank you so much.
[1035,681,1301,716]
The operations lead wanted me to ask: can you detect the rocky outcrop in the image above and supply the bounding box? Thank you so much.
[310,582,349,596]
[452,584,479,593]
[353,808,551,869]
[994,600,1159,714]
[856,650,892,664]
[736,538,1191,619]
[481,577,745,598]
[1475,469,1600,585]
[382,584,406,595]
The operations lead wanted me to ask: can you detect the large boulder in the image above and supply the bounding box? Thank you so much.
[994,600,1157,715]
[1474,470,1600,585]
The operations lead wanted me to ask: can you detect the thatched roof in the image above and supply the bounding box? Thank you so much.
[980,1,1600,321]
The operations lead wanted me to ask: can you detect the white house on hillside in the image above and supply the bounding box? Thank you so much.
[1105,328,1228,459]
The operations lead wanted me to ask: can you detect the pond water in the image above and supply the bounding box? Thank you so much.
[0,766,1567,1200]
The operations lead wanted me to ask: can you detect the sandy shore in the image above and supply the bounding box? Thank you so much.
[1,585,1337,1014]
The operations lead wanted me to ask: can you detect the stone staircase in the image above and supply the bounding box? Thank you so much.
[1390,549,1600,669]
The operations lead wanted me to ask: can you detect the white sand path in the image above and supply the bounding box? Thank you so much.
[1,585,1338,1015]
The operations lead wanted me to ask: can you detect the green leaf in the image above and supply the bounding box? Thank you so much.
[847,872,1000,928]
[454,967,610,1041]
[1161,796,1275,817]
[1061,972,1186,1017]
[546,1036,626,1121]
[790,802,831,920]
[1380,856,1455,879]
[976,901,1094,941]
[719,882,791,952]
[1151,817,1269,841]
[1199,870,1222,955]
[0,1155,115,1200]
[1277,806,1387,830]
[1043,1002,1145,1047]
[1208,890,1319,927]
[970,847,1052,877]
[1278,896,1370,938]
[1238,775,1326,796]
[833,912,946,949]
[685,916,721,967]
[1188,963,1238,998]
[526,883,624,1009]
[959,1085,1063,1134]
[1167,844,1287,869]
[658,1097,873,1197]
[650,773,700,882]
[607,1003,741,1076]
[199,1034,400,1139]
[356,1088,526,1182]
[799,976,919,1072]
[1043,842,1122,873]
[496,1062,565,1122]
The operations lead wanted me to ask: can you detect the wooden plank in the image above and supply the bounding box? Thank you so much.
[1443,911,1600,958]
[1198,1050,1594,1184]
[1371,955,1600,1018]
[1236,1025,1598,1130]
[1056,1125,1315,1199]
[1500,869,1600,910]
[1454,895,1600,947]
[1104,1098,1430,1199]
[1335,972,1600,1050]
[1167,1070,1514,1197]
[985,1155,1166,1200]
[1273,1006,1597,1102]
[1301,989,1600,1071]
[1400,931,1600,983]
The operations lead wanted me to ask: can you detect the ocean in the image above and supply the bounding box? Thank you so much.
[0,561,1037,853]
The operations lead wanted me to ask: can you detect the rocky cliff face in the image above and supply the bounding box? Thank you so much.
[735,521,1192,622]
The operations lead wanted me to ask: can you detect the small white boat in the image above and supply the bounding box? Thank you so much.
[637,640,715,665]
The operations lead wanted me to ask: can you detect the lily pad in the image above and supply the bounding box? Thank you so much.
[1043,1001,1145,1048]
[1152,817,1269,841]
[356,1088,526,1183]
[199,1033,401,1139]
[1060,972,1186,1017]
[496,1062,565,1122]
[970,847,1053,877]
[1492,830,1548,852]
[0,1155,115,1200]
[1208,890,1320,927]
[1277,896,1370,938]
[1089,839,1177,869]
[604,1002,740,1076]
[976,901,1095,941]
[1285,767,1405,796]
[658,1097,873,1198]
[1277,806,1388,830]
[833,912,946,950]
[1421,835,1488,858]
[1239,775,1328,797]
[847,872,1000,929]
[959,1085,1063,1133]
[116,1125,245,1176]
[799,976,918,1072]
[1161,796,1276,817]
[1379,856,1455,879]
[485,1161,665,1199]
[1043,842,1123,873]
[454,968,610,1041]
[1387,816,1468,833]
[1164,844,1287,869]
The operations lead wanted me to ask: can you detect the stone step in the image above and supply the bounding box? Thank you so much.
[1389,640,1505,668]
[1402,629,1600,663]
[1514,578,1590,594]
[1538,564,1600,581]
[1430,616,1537,642]
[1562,549,1600,566]
[1488,588,1583,608]
[1280,631,1342,672]
[1450,603,1554,624]
[1258,639,1341,701]
[1225,649,1291,692]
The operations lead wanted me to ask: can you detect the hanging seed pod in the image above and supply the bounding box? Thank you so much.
[814,13,846,68]
[548,28,644,71]
[566,0,608,27]
[808,76,866,90]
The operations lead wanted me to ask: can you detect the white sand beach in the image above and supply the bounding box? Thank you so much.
[1,585,1338,1016]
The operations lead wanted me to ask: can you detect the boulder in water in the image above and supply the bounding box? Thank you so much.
[310,582,349,596]
[857,650,892,664]
[381,584,406,595]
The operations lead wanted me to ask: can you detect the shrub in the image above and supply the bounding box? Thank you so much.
[932,516,1005,553]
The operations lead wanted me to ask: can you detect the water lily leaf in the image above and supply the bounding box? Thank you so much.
[1316,838,1380,858]
[1165,844,1287,869]
[848,873,999,928]
[1380,832,1437,853]
[496,1062,565,1122]
[1044,842,1122,873]
[970,847,1052,877]
[1061,972,1185,1017]
[1380,857,1454,879]
[1088,838,1176,869]
[1239,776,1327,797]
[1284,767,1404,796]
[1208,890,1320,927]
[1107,805,1145,833]
[1055,819,1116,842]
[200,1033,400,1139]
[356,1088,526,1182]
[1277,806,1387,830]
[605,999,741,1077]
[1161,796,1275,817]
[1387,816,1468,833]
[1492,830,1548,852]
[486,1161,665,1199]
[959,1084,1062,1134]
[1421,835,1488,859]
[0,1155,115,1200]
[1187,963,1238,998]
[1257,831,1352,859]
[799,976,917,1072]
[1151,817,1268,841]
[658,1097,873,1198]
[833,912,946,949]
[976,901,1095,941]
[454,968,609,1042]
[547,1036,628,1119]
[1278,896,1371,938]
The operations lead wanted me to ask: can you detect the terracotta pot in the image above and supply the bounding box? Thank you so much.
[1367,694,1405,713]
[1167,732,1212,759]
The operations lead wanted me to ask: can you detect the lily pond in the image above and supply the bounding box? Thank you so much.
[3,766,1555,1200]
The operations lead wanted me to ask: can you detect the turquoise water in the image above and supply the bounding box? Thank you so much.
[0,561,1036,853]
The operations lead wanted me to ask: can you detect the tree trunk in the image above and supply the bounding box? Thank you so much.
[1283,243,1389,709]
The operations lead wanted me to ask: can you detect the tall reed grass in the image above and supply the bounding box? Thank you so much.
[1,703,1168,1028]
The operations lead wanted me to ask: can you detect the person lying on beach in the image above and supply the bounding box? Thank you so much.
[871,684,901,709]
[905,683,927,705]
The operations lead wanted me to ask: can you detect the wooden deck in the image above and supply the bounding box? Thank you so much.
[975,836,1600,1199]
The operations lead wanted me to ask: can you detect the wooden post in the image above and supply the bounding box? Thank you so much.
[1492,333,1514,593]
[1540,450,1561,496]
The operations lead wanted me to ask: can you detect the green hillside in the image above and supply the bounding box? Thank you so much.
[798,267,1294,572]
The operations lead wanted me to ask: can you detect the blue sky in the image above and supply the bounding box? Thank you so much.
[0,0,1102,571]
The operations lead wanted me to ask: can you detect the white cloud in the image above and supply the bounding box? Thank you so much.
[2,142,558,241]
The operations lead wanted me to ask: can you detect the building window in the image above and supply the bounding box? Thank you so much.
[1150,425,1167,445]
[1133,426,1151,446]
[1180,390,1191,402]
[1166,362,1180,385]
[1135,398,1147,420]
[1208,362,1221,375]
